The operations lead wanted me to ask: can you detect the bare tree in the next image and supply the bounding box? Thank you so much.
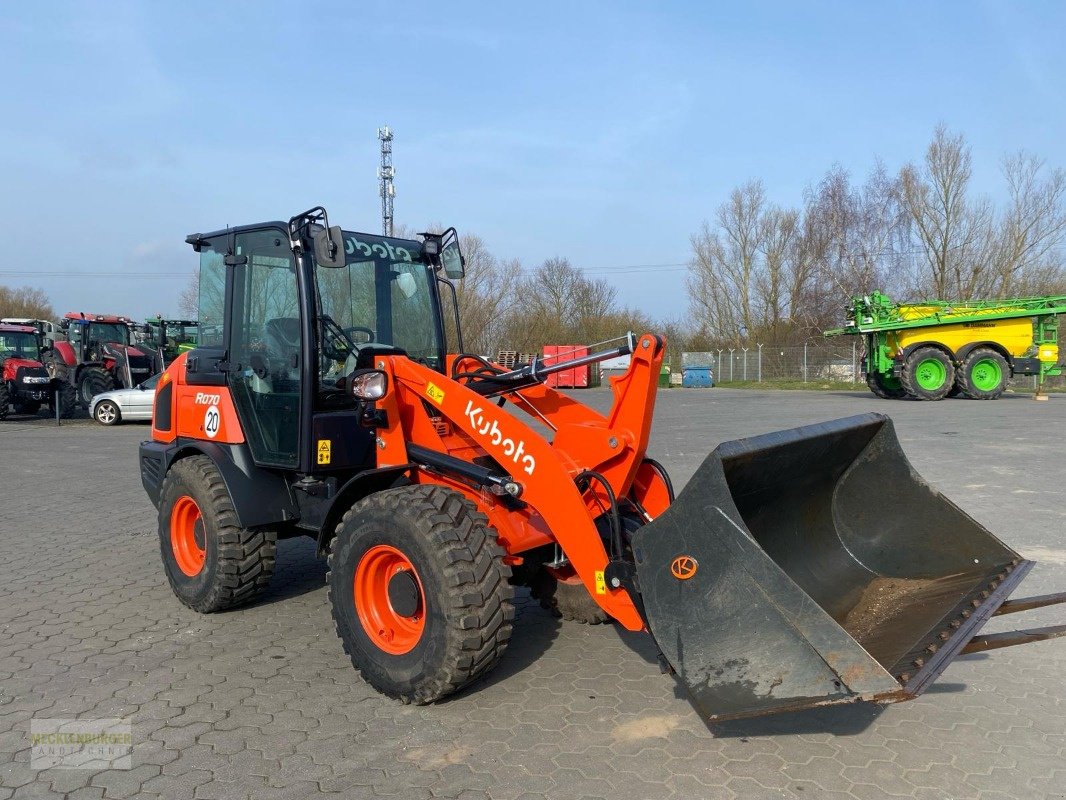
[447,233,521,354]
[990,152,1066,296]
[687,181,767,343]
[178,269,199,318]
[900,125,998,299]
[0,285,55,320]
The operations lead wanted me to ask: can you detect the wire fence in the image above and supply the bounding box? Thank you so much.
[666,343,1066,390]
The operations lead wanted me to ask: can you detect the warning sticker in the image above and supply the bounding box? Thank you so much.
[594,570,606,595]
[426,382,445,404]
[317,439,331,465]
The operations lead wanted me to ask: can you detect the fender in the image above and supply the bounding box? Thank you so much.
[899,340,956,363]
[312,464,415,555]
[51,341,76,367]
[954,340,1012,366]
[139,438,299,529]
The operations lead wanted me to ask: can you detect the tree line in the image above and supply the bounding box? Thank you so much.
[10,125,1064,361]
[685,125,1066,346]
[0,286,54,320]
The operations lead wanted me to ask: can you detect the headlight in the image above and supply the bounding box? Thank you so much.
[347,369,388,401]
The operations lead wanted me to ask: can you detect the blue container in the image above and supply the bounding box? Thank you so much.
[682,367,714,388]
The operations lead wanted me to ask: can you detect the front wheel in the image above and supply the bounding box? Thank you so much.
[327,485,514,704]
[94,400,120,425]
[901,347,955,401]
[79,367,114,407]
[158,455,277,612]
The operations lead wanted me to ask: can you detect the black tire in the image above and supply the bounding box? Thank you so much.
[94,399,121,425]
[54,383,77,418]
[530,570,609,624]
[159,455,277,613]
[79,367,114,407]
[958,348,1009,400]
[866,371,906,399]
[901,347,955,401]
[327,485,514,704]
[0,382,9,420]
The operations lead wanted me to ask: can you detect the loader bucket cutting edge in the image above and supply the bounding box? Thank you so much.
[631,413,1044,722]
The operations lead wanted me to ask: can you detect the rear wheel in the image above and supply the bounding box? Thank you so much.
[530,570,609,624]
[0,383,9,420]
[79,367,114,407]
[958,348,1008,400]
[94,400,120,425]
[866,371,906,399]
[158,455,277,612]
[327,485,514,703]
[901,347,955,401]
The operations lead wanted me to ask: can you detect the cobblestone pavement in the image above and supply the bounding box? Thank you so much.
[1,389,1064,799]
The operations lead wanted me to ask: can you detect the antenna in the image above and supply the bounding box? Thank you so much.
[377,125,395,237]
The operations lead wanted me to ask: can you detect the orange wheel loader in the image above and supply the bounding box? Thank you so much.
[139,207,1066,721]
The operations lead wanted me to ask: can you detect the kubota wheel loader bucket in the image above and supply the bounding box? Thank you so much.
[632,413,1046,721]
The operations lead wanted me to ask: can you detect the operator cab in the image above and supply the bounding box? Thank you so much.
[183,207,464,473]
[64,315,132,361]
[0,324,41,359]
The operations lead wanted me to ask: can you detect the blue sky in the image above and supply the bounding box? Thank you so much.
[1,1,1064,321]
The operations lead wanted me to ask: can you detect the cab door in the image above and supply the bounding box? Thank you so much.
[226,229,303,468]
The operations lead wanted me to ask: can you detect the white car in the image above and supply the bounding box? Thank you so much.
[89,374,159,425]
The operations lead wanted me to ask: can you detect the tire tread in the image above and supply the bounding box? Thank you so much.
[326,484,514,704]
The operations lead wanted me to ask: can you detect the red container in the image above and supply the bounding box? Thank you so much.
[542,345,589,388]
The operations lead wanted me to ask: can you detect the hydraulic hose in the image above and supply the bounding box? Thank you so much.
[575,469,623,562]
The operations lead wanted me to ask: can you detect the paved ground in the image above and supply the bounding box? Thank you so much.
[1,389,1064,800]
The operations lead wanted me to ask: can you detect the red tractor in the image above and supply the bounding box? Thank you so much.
[0,323,53,419]
[44,313,154,411]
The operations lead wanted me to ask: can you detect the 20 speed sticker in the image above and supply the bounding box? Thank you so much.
[204,405,220,439]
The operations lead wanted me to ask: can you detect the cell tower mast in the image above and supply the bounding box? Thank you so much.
[377,126,395,237]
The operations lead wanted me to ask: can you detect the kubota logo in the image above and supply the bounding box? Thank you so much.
[670,556,698,580]
[464,400,536,475]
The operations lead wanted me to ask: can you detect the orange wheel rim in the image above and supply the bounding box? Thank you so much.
[354,545,426,655]
[170,495,206,577]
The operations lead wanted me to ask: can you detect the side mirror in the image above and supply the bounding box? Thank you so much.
[441,228,464,280]
[314,226,346,269]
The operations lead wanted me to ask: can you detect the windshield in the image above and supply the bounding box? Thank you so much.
[165,322,197,343]
[0,330,38,358]
[87,323,129,345]
[315,232,443,370]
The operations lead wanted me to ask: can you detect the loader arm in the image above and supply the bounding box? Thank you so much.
[367,333,668,632]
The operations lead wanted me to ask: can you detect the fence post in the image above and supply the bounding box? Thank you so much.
[757,343,763,382]
[742,348,749,380]
[852,341,857,384]
[728,349,734,381]
[803,342,808,383]
[717,349,723,383]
